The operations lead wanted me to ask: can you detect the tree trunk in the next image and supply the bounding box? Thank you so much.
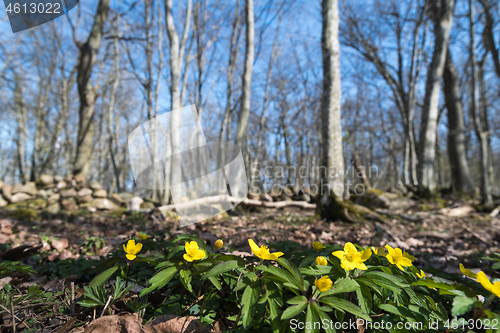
[73,0,111,177]
[417,0,454,195]
[442,50,473,194]
[469,0,492,206]
[14,78,28,183]
[320,0,344,200]
[235,0,254,148]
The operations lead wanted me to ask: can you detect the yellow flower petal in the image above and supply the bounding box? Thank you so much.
[477,271,493,292]
[312,241,324,250]
[332,251,345,259]
[248,239,261,256]
[316,256,328,266]
[360,249,372,261]
[126,254,137,261]
[183,253,194,262]
[459,264,477,279]
[193,249,206,260]
[344,242,357,254]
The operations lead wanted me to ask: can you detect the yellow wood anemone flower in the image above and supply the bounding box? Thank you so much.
[123,239,143,261]
[416,269,427,278]
[459,264,477,279]
[332,242,372,271]
[416,270,436,290]
[214,239,224,250]
[139,232,149,240]
[315,276,333,292]
[384,245,414,271]
[316,256,328,266]
[183,241,206,262]
[312,241,325,251]
[477,271,500,298]
[248,239,284,260]
[371,246,386,256]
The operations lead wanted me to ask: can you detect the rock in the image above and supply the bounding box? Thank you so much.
[145,315,211,333]
[130,196,144,211]
[283,186,294,197]
[60,188,77,198]
[89,181,102,190]
[18,182,38,196]
[11,192,32,203]
[57,181,67,190]
[74,174,86,184]
[54,175,63,182]
[2,185,12,202]
[8,208,39,221]
[247,192,259,200]
[39,174,54,185]
[64,175,73,182]
[61,198,78,211]
[93,189,107,198]
[0,196,6,208]
[12,183,22,194]
[46,202,61,214]
[27,198,47,210]
[83,313,147,333]
[355,188,415,210]
[441,205,476,217]
[140,201,155,210]
[78,195,93,203]
[47,193,60,204]
[91,198,120,210]
[118,193,133,203]
[78,188,93,197]
[110,193,123,205]
[261,193,273,202]
[51,238,69,252]
[38,189,48,198]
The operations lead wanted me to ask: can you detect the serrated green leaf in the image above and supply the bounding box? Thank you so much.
[140,266,178,297]
[281,301,307,320]
[278,258,305,291]
[305,304,321,333]
[319,278,359,297]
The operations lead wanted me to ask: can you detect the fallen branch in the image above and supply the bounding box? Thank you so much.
[148,195,316,213]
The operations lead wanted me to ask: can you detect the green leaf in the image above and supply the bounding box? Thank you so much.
[287,295,308,305]
[241,275,260,328]
[89,266,118,287]
[208,276,222,290]
[452,296,476,317]
[317,308,336,333]
[277,258,305,291]
[258,265,301,290]
[319,278,360,297]
[179,268,193,294]
[305,303,321,333]
[140,266,178,297]
[378,304,419,322]
[300,265,332,276]
[77,299,102,307]
[281,300,307,320]
[203,260,239,279]
[320,297,371,321]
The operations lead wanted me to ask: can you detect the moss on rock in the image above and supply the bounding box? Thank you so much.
[9,208,39,221]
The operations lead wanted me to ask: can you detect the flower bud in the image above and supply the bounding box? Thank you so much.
[312,241,324,251]
[214,239,223,250]
[315,256,328,266]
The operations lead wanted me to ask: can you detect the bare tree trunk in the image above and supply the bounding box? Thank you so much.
[469,0,492,206]
[73,0,111,177]
[14,77,28,183]
[478,57,495,189]
[220,1,242,143]
[320,0,344,200]
[235,0,254,148]
[417,0,454,195]
[443,50,473,194]
[165,0,191,191]
[108,12,122,194]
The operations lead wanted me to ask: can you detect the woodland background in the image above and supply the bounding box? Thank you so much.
[0,0,498,205]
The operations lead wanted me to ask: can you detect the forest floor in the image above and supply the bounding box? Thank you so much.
[0,200,499,332]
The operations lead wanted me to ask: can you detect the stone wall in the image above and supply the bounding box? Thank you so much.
[0,175,135,213]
